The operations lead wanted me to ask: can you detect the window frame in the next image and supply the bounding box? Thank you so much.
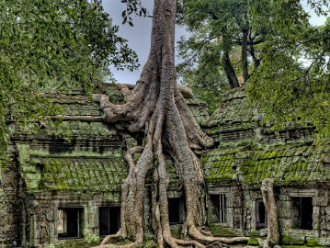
[208,194,227,224]
[99,206,121,236]
[255,199,267,229]
[292,197,313,230]
[57,208,83,239]
[168,198,184,225]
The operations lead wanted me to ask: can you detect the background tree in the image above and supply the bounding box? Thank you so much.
[177,0,330,133]
[0,0,139,156]
[177,0,267,114]
[246,0,330,140]
[177,46,230,115]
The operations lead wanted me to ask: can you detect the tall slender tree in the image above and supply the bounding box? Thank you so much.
[176,0,266,114]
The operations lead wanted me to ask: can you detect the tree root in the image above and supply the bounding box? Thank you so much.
[92,241,139,248]
[199,228,213,237]
[260,179,279,248]
[189,225,249,245]
[88,1,251,248]
[205,241,224,248]
[174,238,206,248]
[99,233,122,246]
[40,115,105,127]
[256,238,266,248]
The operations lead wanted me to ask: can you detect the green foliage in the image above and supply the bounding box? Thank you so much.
[177,36,229,114]
[179,69,229,115]
[247,237,259,246]
[120,0,147,26]
[177,0,266,113]
[246,0,330,140]
[179,0,330,139]
[0,0,139,156]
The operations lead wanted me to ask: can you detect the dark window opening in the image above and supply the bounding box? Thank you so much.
[293,197,313,230]
[168,198,183,224]
[49,139,72,154]
[256,199,267,229]
[58,208,83,238]
[209,194,227,223]
[99,207,120,236]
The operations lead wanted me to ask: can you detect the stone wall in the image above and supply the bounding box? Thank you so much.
[0,85,210,248]
[202,86,330,247]
[1,84,330,247]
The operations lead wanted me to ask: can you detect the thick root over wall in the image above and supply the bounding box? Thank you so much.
[257,179,279,248]
[76,0,250,247]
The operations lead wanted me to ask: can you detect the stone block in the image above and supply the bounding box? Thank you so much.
[259,228,267,237]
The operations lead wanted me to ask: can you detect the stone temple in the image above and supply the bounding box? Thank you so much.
[1,84,329,248]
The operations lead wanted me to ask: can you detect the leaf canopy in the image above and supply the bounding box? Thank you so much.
[0,0,139,155]
[178,0,330,139]
[247,0,330,140]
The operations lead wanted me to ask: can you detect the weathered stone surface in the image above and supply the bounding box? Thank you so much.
[1,85,330,247]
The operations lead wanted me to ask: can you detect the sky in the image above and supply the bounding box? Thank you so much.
[103,1,329,84]
[103,1,187,84]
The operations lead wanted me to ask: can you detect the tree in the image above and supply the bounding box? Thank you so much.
[0,0,138,157]
[61,1,250,247]
[258,179,279,248]
[176,0,266,114]
[247,0,330,140]
[177,0,266,86]
[178,0,330,138]
[87,1,329,247]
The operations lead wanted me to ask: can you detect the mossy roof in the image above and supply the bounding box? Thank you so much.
[200,85,330,186]
[16,84,330,191]
[18,147,181,192]
[203,86,261,134]
[38,157,127,191]
[203,143,330,185]
[12,85,208,137]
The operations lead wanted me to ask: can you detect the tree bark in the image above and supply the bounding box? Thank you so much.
[242,28,249,83]
[222,51,240,88]
[86,1,249,247]
[259,179,280,248]
[217,36,240,89]
[248,29,260,69]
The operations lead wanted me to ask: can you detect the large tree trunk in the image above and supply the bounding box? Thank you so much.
[83,1,249,247]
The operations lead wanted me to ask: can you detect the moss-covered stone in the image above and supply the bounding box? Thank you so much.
[143,240,158,248]
[247,237,259,246]
[203,141,330,185]
[207,223,242,237]
[56,239,93,248]
[19,157,127,192]
[281,246,323,248]
[170,225,182,239]
[281,235,305,245]
[307,238,318,246]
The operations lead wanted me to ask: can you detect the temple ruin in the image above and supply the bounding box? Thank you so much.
[1,84,329,247]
